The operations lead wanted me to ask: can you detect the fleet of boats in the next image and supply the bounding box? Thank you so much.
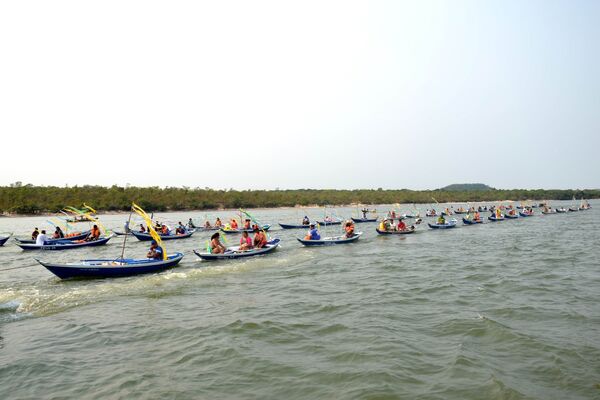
[0,200,592,279]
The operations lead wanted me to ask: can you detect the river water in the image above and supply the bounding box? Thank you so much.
[0,202,598,399]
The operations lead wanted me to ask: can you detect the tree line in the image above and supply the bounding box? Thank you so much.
[0,184,597,215]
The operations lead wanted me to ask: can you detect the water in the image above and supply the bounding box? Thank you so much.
[0,203,599,399]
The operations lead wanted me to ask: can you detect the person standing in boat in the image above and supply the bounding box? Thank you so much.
[304,224,321,240]
[253,228,268,248]
[147,240,164,260]
[36,230,48,245]
[210,232,226,254]
[53,226,65,239]
[31,227,39,240]
[361,208,369,219]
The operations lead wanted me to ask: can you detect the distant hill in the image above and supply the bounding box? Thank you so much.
[439,183,494,191]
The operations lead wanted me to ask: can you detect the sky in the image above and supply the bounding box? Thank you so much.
[1,0,598,190]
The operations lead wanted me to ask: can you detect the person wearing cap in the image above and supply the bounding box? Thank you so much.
[147,240,164,260]
[253,228,268,248]
[304,224,320,240]
[210,232,226,254]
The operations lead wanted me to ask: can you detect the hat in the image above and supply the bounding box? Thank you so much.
[150,240,157,245]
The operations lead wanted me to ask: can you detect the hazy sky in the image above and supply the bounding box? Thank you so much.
[1,1,598,190]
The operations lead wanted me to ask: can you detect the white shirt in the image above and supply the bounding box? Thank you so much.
[36,233,48,245]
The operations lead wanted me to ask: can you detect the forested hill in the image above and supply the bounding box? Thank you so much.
[0,184,598,215]
[440,183,493,191]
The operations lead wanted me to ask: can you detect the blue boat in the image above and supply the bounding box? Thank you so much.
[16,235,113,250]
[351,217,378,223]
[131,230,195,241]
[375,227,415,235]
[504,213,519,219]
[278,223,310,229]
[15,230,92,244]
[297,232,362,246]
[35,253,184,279]
[428,221,457,229]
[519,211,534,217]
[220,224,271,234]
[0,235,10,246]
[462,217,483,225]
[488,215,505,222]
[193,239,281,260]
[316,220,342,225]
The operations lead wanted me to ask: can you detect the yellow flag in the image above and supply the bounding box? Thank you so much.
[132,203,166,260]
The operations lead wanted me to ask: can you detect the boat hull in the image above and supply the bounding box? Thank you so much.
[36,253,184,279]
[193,239,281,260]
[131,230,195,241]
[488,216,505,222]
[17,236,112,251]
[462,218,483,225]
[428,222,457,229]
[220,224,271,234]
[518,212,534,217]
[15,230,92,244]
[279,223,310,229]
[297,233,362,246]
[375,228,415,235]
[351,218,377,223]
[0,236,9,246]
[504,214,519,219]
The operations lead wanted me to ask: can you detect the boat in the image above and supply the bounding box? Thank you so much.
[316,219,343,225]
[0,235,10,246]
[193,239,281,260]
[351,217,378,223]
[278,223,311,229]
[131,230,195,241]
[462,217,483,225]
[453,208,467,214]
[15,230,92,244]
[113,230,132,236]
[504,213,519,219]
[297,232,362,246]
[16,236,113,251]
[220,224,271,234]
[541,210,557,215]
[428,221,457,229]
[425,211,437,217]
[36,253,184,279]
[519,211,534,217]
[568,207,579,212]
[375,227,415,235]
[556,207,567,213]
[488,215,505,222]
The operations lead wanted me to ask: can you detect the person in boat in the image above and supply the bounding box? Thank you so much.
[204,220,212,229]
[378,219,388,232]
[391,210,396,220]
[36,230,48,245]
[147,240,164,260]
[474,211,481,221]
[215,218,222,227]
[239,231,253,251]
[344,221,355,238]
[495,208,502,218]
[175,222,186,234]
[361,208,369,219]
[31,227,40,240]
[188,218,196,229]
[304,224,321,240]
[210,232,226,254]
[437,215,446,225]
[302,216,310,225]
[86,224,101,241]
[154,221,162,231]
[243,219,251,229]
[53,226,65,239]
[139,224,146,233]
[230,219,239,230]
[397,219,407,231]
[253,228,268,248]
